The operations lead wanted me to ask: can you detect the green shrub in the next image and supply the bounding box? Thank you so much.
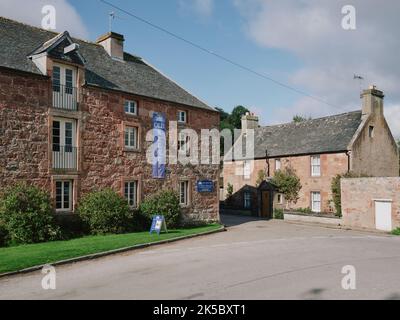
[78,189,131,235]
[55,214,88,240]
[273,208,284,220]
[140,190,181,228]
[0,223,9,247]
[131,209,152,232]
[391,228,400,236]
[0,183,60,245]
[295,207,313,214]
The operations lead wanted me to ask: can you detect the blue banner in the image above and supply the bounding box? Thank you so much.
[152,113,166,179]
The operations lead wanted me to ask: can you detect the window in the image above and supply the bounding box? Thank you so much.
[369,125,375,138]
[52,64,77,110]
[125,126,138,149]
[311,192,321,213]
[178,132,190,155]
[180,181,189,206]
[178,111,187,123]
[52,66,61,92]
[243,161,251,180]
[275,159,282,171]
[277,194,283,204]
[124,100,137,115]
[124,181,138,208]
[55,180,73,212]
[311,155,321,177]
[65,69,73,94]
[244,192,251,209]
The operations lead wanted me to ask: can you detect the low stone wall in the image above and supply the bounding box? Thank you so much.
[284,212,342,226]
[341,177,400,231]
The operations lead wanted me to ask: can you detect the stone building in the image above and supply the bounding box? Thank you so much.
[0,17,220,222]
[223,86,399,218]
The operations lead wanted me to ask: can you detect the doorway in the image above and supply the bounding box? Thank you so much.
[261,191,272,219]
[375,200,392,231]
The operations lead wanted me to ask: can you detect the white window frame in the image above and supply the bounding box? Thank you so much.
[124,126,138,149]
[311,155,321,177]
[55,180,73,212]
[277,193,283,204]
[124,100,137,115]
[243,161,251,180]
[275,159,282,171]
[124,181,138,208]
[178,110,187,124]
[311,192,321,213]
[180,181,189,206]
[244,192,251,209]
[178,132,190,156]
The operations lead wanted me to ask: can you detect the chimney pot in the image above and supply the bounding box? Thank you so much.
[241,113,259,131]
[96,32,125,60]
[361,85,384,117]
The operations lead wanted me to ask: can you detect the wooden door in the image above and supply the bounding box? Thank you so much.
[261,191,272,219]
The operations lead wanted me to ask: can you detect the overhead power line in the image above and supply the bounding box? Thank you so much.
[99,0,346,112]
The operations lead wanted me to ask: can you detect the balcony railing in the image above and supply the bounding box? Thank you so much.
[52,145,78,170]
[52,84,78,111]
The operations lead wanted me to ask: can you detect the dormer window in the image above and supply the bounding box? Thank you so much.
[52,64,77,111]
[124,100,137,115]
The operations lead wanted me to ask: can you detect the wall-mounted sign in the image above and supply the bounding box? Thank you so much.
[197,180,214,193]
[150,215,168,235]
[152,112,166,179]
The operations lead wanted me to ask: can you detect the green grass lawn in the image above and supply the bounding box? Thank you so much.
[0,224,222,274]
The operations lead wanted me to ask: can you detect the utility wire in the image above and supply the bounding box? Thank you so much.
[99,0,346,112]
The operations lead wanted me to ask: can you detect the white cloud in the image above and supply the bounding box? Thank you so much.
[234,0,400,137]
[179,0,214,17]
[385,105,400,140]
[0,0,88,38]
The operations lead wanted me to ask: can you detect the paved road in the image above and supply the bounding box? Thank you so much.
[1,215,400,300]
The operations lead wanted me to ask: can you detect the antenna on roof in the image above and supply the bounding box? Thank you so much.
[354,74,364,94]
[109,11,115,32]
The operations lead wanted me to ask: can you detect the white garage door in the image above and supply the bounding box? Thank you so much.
[375,201,392,231]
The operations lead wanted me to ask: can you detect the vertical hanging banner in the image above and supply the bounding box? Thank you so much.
[152,112,166,179]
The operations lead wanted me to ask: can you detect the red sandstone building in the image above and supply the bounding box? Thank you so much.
[0,17,220,222]
[223,86,399,218]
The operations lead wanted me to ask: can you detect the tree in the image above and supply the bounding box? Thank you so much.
[293,115,312,123]
[256,170,267,187]
[271,167,302,209]
[230,105,250,129]
[217,105,250,156]
[226,183,234,199]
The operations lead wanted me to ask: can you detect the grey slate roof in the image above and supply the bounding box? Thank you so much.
[0,17,216,111]
[253,111,363,158]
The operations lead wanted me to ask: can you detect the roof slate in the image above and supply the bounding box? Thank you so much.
[0,17,216,112]
[252,111,363,158]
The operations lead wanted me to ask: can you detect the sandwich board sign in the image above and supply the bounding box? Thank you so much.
[150,215,168,235]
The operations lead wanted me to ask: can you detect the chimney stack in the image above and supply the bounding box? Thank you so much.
[241,112,259,131]
[361,85,384,117]
[96,32,125,60]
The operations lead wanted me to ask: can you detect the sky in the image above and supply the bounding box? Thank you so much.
[1,0,399,138]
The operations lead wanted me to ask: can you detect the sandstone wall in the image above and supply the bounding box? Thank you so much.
[341,177,400,230]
